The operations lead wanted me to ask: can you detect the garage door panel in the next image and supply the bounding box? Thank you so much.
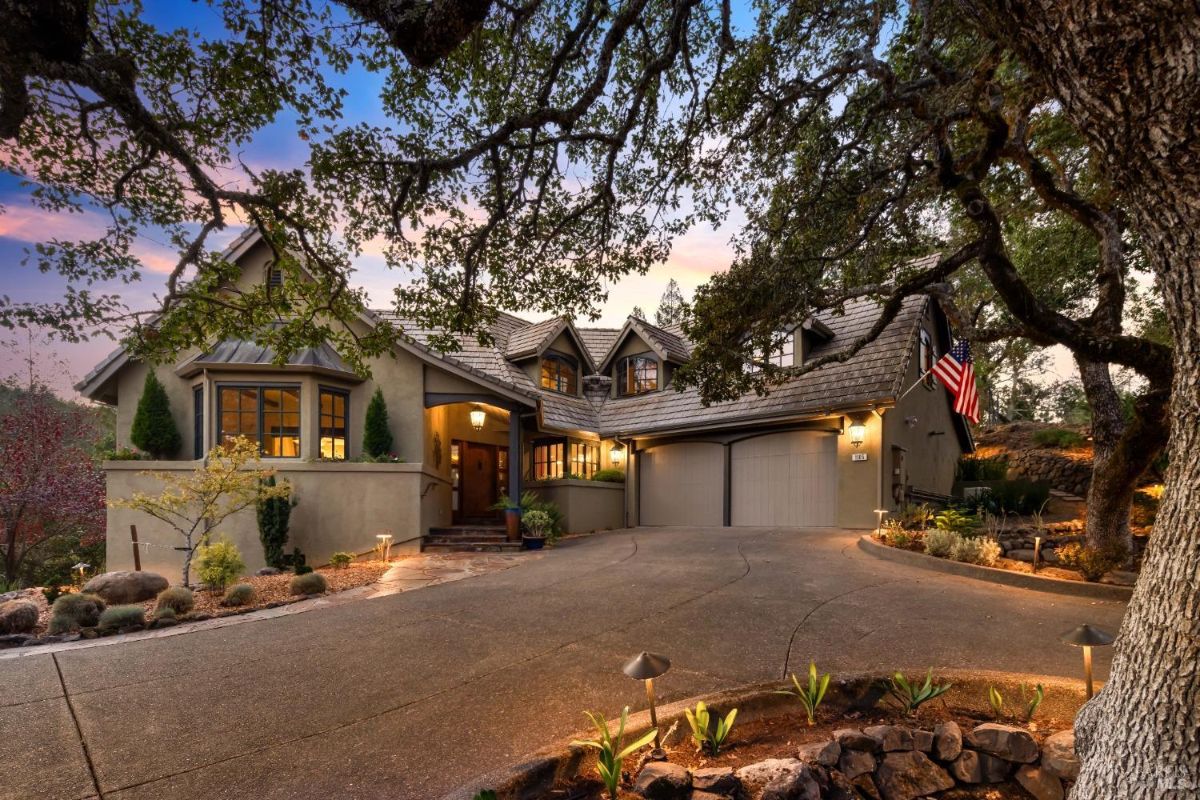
[730,432,836,527]
[640,442,724,526]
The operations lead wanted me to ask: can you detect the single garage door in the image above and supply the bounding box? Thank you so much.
[730,431,837,527]
[639,442,725,526]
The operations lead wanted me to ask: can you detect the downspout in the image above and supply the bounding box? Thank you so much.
[874,408,886,514]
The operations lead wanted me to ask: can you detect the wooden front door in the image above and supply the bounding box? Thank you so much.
[458,442,502,523]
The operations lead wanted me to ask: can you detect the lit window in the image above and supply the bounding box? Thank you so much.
[218,385,300,457]
[617,355,658,395]
[920,329,936,388]
[568,441,600,478]
[532,440,564,480]
[540,353,578,394]
[319,387,348,460]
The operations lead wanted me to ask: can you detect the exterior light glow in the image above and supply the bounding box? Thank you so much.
[873,509,888,536]
[610,443,625,465]
[469,407,487,431]
[849,422,867,447]
[375,533,394,563]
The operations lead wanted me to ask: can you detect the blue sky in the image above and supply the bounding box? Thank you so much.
[0,2,745,397]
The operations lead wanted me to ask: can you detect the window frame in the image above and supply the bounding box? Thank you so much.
[568,440,601,479]
[616,353,660,396]
[318,385,350,461]
[539,351,579,395]
[192,385,204,459]
[919,329,936,389]
[531,437,566,480]
[216,382,302,458]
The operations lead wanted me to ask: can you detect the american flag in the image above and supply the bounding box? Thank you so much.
[930,340,980,424]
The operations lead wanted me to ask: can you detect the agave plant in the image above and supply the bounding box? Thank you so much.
[684,700,738,755]
[777,661,831,725]
[886,668,952,715]
[570,706,657,800]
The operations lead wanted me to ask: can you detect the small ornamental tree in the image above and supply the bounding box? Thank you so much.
[110,437,291,587]
[362,388,393,458]
[256,474,294,569]
[130,372,180,458]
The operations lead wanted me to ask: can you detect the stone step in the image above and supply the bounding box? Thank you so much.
[421,539,523,553]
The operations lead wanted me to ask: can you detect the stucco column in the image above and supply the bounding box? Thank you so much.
[508,407,522,506]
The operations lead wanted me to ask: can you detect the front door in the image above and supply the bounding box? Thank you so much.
[457,442,503,523]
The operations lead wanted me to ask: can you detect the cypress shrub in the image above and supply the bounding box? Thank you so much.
[362,388,393,458]
[130,372,181,458]
[256,475,292,569]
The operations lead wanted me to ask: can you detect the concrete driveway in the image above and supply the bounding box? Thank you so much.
[1,528,1126,800]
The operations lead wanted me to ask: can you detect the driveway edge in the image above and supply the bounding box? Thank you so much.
[857,535,1133,600]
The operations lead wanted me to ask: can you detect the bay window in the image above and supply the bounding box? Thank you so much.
[319,387,349,460]
[218,385,301,457]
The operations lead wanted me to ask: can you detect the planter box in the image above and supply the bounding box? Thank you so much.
[527,478,625,533]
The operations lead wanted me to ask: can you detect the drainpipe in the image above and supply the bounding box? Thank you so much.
[874,408,886,515]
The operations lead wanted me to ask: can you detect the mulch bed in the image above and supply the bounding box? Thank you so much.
[28,560,393,636]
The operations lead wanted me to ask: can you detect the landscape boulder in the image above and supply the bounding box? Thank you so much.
[0,600,39,634]
[0,633,35,649]
[692,766,739,795]
[1016,765,1065,800]
[932,721,962,761]
[949,749,1013,783]
[912,730,934,753]
[634,761,690,800]
[82,571,168,604]
[864,725,914,752]
[760,763,820,800]
[834,728,881,752]
[966,723,1039,763]
[797,738,841,767]
[1040,729,1080,780]
[873,751,954,800]
[838,749,877,779]
[736,758,805,789]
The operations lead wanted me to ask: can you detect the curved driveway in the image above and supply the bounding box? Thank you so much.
[1,528,1126,800]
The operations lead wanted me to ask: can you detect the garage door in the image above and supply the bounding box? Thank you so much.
[730,431,837,527]
[639,442,724,526]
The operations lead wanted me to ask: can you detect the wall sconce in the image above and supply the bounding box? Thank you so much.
[848,422,867,448]
[623,651,671,758]
[469,406,486,431]
[1061,624,1115,699]
[610,443,625,465]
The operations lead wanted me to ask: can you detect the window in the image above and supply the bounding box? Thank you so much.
[617,355,658,395]
[450,442,461,512]
[266,265,282,288]
[540,353,578,394]
[319,387,349,460]
[748,330,796,373]
[569,441,600,478]
[919,329,936,388]
[218,385,301,457]
[532,439,565,480]
[192,385,204,459]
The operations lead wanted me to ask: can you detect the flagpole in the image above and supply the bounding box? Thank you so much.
[896,368,936,402]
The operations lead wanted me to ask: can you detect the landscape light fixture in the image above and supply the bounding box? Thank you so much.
[469,406,487,431]
[848,422,867,448]
[1061,624,1115,699]
[1033,536,1042,573]
[623,651,671,757]
[375,533,393,563]
[72,562,90,585]
[873,509,888,535]
[609,442,625,465]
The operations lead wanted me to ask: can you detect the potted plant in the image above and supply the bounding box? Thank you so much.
[521,509,553,550]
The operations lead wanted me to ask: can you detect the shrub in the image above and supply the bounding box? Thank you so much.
[257,475,294,569]
[289,546,307,573]
[294,564,314,575]
[195,537,246,591]
[924,529,962,558]
[897,503,934,530]
[98,604,145,631]
[521,509,554,537]
[329,551,354,569]
[221,583,256,607]
[129,372,181,458]
[155,586,194,615]
[51,592,105,629]
[48,615,76,634]
[1033,428,1087,448]
[0,600,39,634]
[935,508,977,534]
[984,479,1050,515]
[496,491,565,544]
[950,536,1002,566]
[290,572,327,595]
[591,468,626,483]
[153,606,177,621]
[956,455,1009,481]
[1056,542,1124,581]
[363,388,394,458]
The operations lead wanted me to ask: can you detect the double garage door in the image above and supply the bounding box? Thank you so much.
[639,431,837,527]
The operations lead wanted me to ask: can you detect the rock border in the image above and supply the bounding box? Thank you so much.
[857,535,1133,601]
[437,669,1092,800]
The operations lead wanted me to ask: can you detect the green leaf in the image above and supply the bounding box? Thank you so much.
[617,728,659,760]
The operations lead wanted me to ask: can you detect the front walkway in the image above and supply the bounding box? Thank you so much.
[0,528,1126,800]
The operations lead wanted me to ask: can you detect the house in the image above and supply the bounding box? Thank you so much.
[78,229,973,574]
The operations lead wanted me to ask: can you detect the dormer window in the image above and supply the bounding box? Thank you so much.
[748,330,796,372]
[540,352,578,394]
[266,265,283,288]
[617,354,658,395]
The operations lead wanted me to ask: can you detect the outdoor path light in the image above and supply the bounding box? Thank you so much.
[873,509,888,535]
[375,533,393,563]
[1061,624,1115,699]
[623,651,671,758]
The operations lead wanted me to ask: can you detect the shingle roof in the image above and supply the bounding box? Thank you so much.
[504,317,566,360]
[577,327,622,365]
[632,318,692,362]
[177,337,359,378]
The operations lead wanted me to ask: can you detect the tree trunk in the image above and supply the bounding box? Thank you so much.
[954,2,1200,797]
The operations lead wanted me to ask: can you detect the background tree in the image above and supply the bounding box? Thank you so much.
[655,279,686,327]
[110,437,291,587]
[630,305,646,321]
[129,372,181,458]
[0,384,106,585]
[362,388,393,459]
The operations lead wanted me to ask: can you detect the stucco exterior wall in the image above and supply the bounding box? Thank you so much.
[527,479,625,533]
[104,461,445,581]
[836,412,884,529]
